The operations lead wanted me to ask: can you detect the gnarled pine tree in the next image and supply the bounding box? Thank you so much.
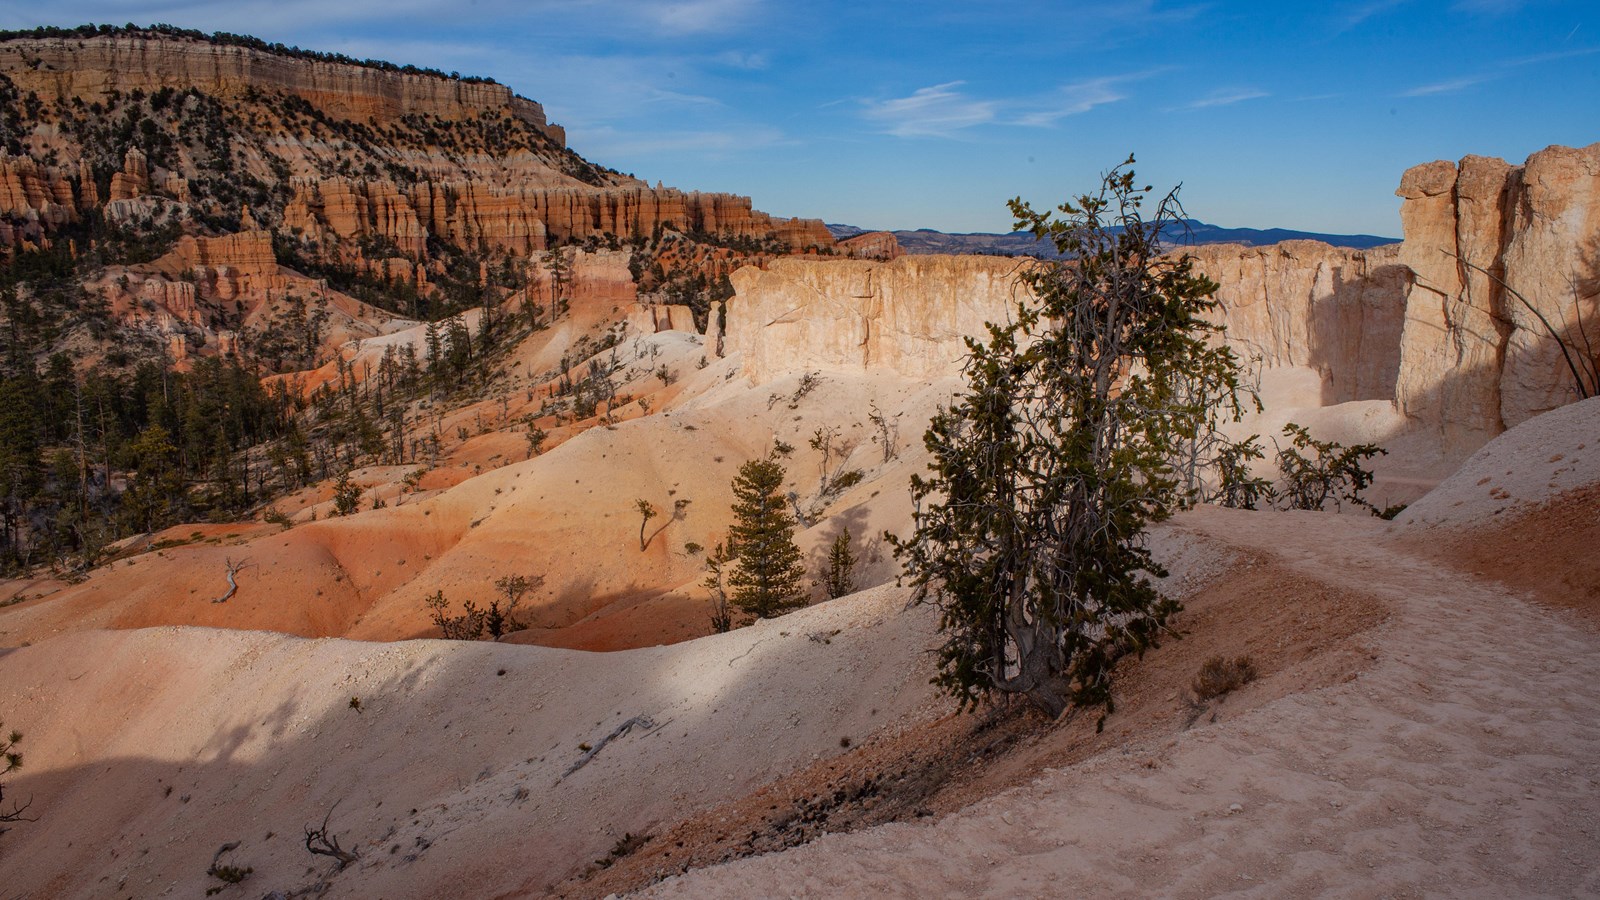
[893,157,1246,718]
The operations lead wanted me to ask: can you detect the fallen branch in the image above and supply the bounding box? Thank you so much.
[562,715,656,778]
[304,805,358,870]
[212,557,254,604]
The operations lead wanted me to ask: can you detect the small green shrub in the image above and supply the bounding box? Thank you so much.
[1274,424,1385,513]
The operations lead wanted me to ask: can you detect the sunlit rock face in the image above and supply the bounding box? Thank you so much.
[1394,144,1600,453]
[0,33,564,141]
[727,144,1600,466]
[0,33,835,258]
[727,254,1034,382]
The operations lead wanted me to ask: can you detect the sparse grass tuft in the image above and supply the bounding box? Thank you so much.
[1192,655,1258,701]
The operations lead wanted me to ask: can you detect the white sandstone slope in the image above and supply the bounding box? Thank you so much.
[1395,394,1600,529]
[0,586,944,898]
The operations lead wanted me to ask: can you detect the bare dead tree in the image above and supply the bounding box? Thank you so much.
[0,724,32,828]
[211,558,254,604]
[561,715,658,779]
[868,402,901,464]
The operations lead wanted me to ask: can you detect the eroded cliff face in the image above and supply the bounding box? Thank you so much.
[727,255,1033,382]
[281,178,832,258]
[0,34,562,141]
[1394,144,1600,453]
[0,32,834,262]
[725,144,1600,464]
[1187,241,1409,406]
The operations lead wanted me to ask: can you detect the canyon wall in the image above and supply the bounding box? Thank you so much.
[727,255,1033,382]
[1394,143,1600,456]
[0,34,563,141]
[0,33,835,259]
[726,143,1600,463]
[1187,241,1410,406]
[283,178,834,257]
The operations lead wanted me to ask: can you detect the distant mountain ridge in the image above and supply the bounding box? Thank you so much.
[827,220,1399,258]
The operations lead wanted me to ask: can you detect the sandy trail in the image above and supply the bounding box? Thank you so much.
[640,506,1600,897]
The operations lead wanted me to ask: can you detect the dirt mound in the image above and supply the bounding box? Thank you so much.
[558,511,1388,897]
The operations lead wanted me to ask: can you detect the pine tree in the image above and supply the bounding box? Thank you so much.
[892,158,1247,718]
[726,457,807,619]
[821,528,857,599]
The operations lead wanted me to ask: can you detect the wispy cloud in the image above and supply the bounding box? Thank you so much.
[1401,74,1491,96]
[1451,0,1525,14]
[1183,88,1268,109]
[1338,0,1408,32]
[1503,46,1600,67]
[861,82,997,138]
[646,88,725,107]
[1013,77,1130,126]
[862,74,1150,138]
[713,50,769,70]
[646,0,762,35]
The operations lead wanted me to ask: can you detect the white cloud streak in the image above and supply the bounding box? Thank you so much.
[1013,78,1129,126]
[1401,75,1490,96]
[861,73,1152,138]
[1184,88,1268,109]
[861,82,997,138]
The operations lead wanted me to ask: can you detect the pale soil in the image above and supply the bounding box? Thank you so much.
[559,516,1389,898]
[1413,483,1600,626]
[0,585,946,899]
[637,505,1600,898]
[1396,394,1600,528]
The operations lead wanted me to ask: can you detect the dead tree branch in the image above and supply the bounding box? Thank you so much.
[304,806,358,870]
[562,715,657,778]
[211,557,254,604]
[1444,250,1598,399]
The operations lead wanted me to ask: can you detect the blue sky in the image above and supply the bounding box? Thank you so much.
[7,1,1599,235]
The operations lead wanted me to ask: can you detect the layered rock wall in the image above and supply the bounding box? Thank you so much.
[281,180,833,258]
[727,255,1033,382]
[0,34,562,141]
[0,34,834,259]
[1186,241,1410,405]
